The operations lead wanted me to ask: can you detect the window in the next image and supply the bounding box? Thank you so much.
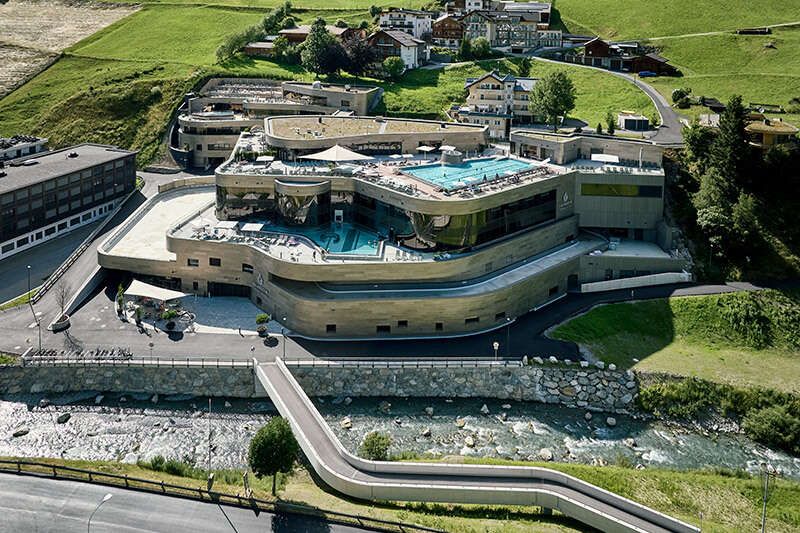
[70,217,80,226]
[376,325,391,333]
[57,222,67,230]
[326,324,337,333]
[209,257,221,267]
[1,243,13,253]
[495,311,506,321]
[549,285,559,296]
[192,281,199,290]
[435,322,443,331]
[580,183,663,198]
[242,263,254,273]
[187,258,199,267]
[196,144,202,152]
[17,237,29,246]
[397,320,408,328]
[465,316,480,325]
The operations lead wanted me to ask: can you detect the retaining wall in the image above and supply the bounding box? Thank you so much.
[289,361,638,413]
[0,364,258,397]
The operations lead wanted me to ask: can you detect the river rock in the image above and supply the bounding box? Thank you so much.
[538,448,553,461]
[498,412,508,422]
[340,417,352,429]
[224,401,232,408]
[522,355,528,366]
[595,361,605,370]
[151,394,159,404]
[344,397,352,405]
[94,395,104,405]
[424,406,434,416]
[623,437,636,448]
[606,417,616,427]
[465,436,475,448]
[38,398,50,408]
[421,427,431,437]
[56,413,71,424]
[456,418,466,428]
[12,428,29,438]
[579,360,589,368]
[501,404,511,410]
[480,404,490,415]
[378,401,391,413]
[532,357,543,365]
[584,412,592,421]
[548,356,558,364]
[608,363,617,371]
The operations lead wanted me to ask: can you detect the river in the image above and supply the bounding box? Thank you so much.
[0,393,798,479]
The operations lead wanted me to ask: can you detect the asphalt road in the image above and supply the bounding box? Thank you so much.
[0,473,371,533]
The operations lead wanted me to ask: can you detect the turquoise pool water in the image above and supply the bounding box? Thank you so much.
[402,157,535,190]
[268,222,380,256]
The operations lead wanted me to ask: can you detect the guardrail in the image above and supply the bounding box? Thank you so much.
[283,358,522,369]
[0,459,443,533]
[31,188,140,304]
[21,355,255,369]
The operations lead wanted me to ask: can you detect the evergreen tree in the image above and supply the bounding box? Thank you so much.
[458,37,472,61]
[528,71,576,132]
[518,56,531,77]
[301,19,338,76]
[710,95,750,185]
[605,110,615,135]
[343,37,376,76]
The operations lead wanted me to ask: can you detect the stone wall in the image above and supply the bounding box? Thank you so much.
[0,365,258,398]
[289,360,638,413]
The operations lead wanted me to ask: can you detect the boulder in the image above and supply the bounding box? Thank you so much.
[480,404,490,415]
[456,418,467,428]
[340,417,352,430]
[522,355,529,366]
[151,394,159,404]
[608,363,617,371]
[378,401,392,413]
[532,357,544,365]
[38,398,50,408]
[224,401,232,408]
[584,412,593,421]
[538,448,553,461]
[579,361,589,368]
[424,406,434,416]
[464,436,475,448]
[635,463,646,470]
[548,356,558,364]
[344,397,353,406]
[421,427,431,437]
[623,437,637,448]
[94,395,104,405]
[56,413,71,424]
[12,428,29,438]
[606,417,616,427]
[595,361,605,370]
[501,404,511,410]
[498,412,508,422]
[394,418,402,426]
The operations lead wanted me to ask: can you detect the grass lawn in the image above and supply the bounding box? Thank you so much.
[550,290,800,393]
[104,0,425,9]
[555,0,800,40]
[0,288,38,311]
[647,27,800,126]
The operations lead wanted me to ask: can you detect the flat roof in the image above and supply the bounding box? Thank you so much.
[0,143,135,195]
[266,116,483,140]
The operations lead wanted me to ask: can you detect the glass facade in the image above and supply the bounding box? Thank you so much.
[580,183,662,198]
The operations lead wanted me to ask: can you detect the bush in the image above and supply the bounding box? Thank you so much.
[161,309,178,321]
[676,97,691,109]
[742,405,800,454]
[360,431,391,460]
[255,313,271,325]
[671,87,692,104]
[257,324,268,335]
[383,56,405,81]
[470,37,492,60]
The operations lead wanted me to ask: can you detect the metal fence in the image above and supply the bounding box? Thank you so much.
[283,357,522,369]
[0,459,444,533]
[21,353,254,369]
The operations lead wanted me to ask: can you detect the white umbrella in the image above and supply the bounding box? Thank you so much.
[402,154,415,159]
[439,145,456,152]
[389,154,403,159]
[416,146,436,152]
[299,144,373,162]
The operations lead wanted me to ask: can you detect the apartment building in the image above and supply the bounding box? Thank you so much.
[367,30,429,70]
[457,71,538,139]
[0,144,136,259]
[432,14,464,48]
[378,8,435,40]
[1,135,48,162]
[461,10,561,52]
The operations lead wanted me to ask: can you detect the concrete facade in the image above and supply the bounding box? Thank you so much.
[510,130,664,166]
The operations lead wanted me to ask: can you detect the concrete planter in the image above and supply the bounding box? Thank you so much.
[51,315,71,332]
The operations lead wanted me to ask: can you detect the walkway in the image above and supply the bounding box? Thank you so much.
[0,472,370,532]
[257,358,699,533]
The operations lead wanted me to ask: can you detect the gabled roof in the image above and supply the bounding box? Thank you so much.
[279,24,352,37]
[464,70,537,91]
[369,29,426,47]
[381,8,436,16]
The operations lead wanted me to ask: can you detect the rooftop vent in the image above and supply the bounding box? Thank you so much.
[22,160,38,166]
[67,151,79,158]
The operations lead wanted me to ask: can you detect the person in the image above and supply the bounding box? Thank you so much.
[250,346,255,353]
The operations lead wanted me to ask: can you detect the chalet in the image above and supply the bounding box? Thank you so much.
[461,10,561,53]
[456,70,538,139]
[379,8,435,40]
[367,29,429,70]
[278,25,364,44]
[575,38,677,75]
[432,14,465,48]
[745,118,798,151]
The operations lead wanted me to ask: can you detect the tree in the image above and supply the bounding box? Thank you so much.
[334,19,348,28]
[518,56,531,77]
[458,37,472,61]
[470,37,492,59]
[300,19,344,76]
[605,110,615,135]
[360,431,391,460]
[343,37,377,76]
[368,4,381,18]
[528,71,576,132]
[671,87,691,104]
[383,56,405,81]
[710,94,750,185]
[272,35,290,60]
[248,418,299,495]
[54,279,71,318]
[596,123,603,135]
[359,20,370,30]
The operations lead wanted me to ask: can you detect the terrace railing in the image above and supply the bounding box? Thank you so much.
[283,358,522,369]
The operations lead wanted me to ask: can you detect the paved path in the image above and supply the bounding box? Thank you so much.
[258,361,697,533]
[0,472,369,532]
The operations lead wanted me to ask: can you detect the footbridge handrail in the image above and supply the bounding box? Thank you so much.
[261,357,700,533]
[284,358,522,368]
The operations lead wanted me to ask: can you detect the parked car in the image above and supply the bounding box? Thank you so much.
[638,70,657,78]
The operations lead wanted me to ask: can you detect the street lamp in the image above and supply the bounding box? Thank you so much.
[492,341,499,362]
[281,316,288,359]
[760,462,780,533]
[87,493,113,533]
[505,317,512,357]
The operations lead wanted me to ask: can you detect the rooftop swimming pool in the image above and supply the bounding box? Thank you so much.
[266,222,380,256]
[402,157,535,191]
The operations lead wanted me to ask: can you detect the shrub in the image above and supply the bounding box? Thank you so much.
[255,313,271,325]
[161,309,178,320]
[383,56,405,81]
[360,431,391,460]
[742,405,800,454]
[671,87,691,104]
[248,417,299,495]
[257,324,268,335]
[470,37,492,60]
[719,291,770,348]
[676,97,691,109]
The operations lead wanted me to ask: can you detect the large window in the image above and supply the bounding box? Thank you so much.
[581,183,662,198]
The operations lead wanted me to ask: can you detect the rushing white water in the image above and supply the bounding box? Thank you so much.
[1,393,798,479]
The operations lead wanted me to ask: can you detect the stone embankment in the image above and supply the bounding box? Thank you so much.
[0,365,257,398]
[290,359,638,414]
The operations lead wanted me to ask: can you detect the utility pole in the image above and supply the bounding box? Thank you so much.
[761,462,779,533]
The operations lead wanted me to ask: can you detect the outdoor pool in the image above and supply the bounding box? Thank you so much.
[402,157,535,190]
[269,222,380,256]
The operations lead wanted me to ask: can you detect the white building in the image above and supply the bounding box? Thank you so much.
[378,9,435,40]
[1,135,48,162]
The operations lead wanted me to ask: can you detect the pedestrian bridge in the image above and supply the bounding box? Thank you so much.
[257,359,699,533]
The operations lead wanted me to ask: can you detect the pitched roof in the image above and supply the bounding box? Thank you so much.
[279,24,351,37]
[464,70,537,91]
[371,29,426,47]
